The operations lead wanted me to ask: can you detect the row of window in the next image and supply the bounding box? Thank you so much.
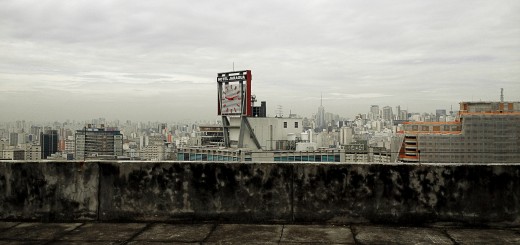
[273,155,340,162]
[283,122,298,128]
[177,153,239,161]
[177,153,365,162]
[407,125,461,131]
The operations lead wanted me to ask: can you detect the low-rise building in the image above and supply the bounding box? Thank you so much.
[2,149,25,160]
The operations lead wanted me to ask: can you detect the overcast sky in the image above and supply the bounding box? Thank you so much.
[1,0,519,122]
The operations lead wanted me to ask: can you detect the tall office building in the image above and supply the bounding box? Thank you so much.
[9,132,18,146]
[75,126,123,160]
[316,95,326,131]
[370,105,380,120]
[63,136,76,157]
[398,101,520,163]
[382,106,393,121]
[399,110,408,121]
[158,123,167,134]
[40,130,58,159]
[339,126,354,145]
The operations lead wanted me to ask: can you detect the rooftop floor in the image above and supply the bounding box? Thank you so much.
[1,222,519,244]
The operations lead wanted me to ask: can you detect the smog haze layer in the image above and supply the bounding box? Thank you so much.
[1,0,519,121]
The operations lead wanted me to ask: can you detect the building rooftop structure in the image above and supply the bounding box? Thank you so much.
[179,70,394,163]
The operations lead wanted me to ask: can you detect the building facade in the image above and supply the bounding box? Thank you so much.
[382,106,393,122]
[75,126,123,160]
[398,101,520,163]
[40,130,58,159]
[25,144,41,160]
[1,149,25,160]
[370,105,380,120]
[198,125,224,147]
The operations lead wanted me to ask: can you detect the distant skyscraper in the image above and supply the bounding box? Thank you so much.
[9,132,18,146]
[382,106,393,121]
[158,123,167,134]
[40,130,58,159]
[339,126,354,145]
[400,110,408,121]
[370,105,380,120]
[316,95,326,131]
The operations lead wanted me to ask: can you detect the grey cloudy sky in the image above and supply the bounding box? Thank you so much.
[1,0,519,122]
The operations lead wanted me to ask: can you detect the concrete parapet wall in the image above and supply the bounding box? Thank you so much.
[0,162,98,221]
[98,162,292,222]
[1,161,519,225]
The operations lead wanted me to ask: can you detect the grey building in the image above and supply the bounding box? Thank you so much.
[75,126,123,160]
[382,106,393,121]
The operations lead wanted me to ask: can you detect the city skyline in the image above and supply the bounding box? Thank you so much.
[1,0,519,121]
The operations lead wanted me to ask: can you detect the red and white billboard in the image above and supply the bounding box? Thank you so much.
[217,70,252,116]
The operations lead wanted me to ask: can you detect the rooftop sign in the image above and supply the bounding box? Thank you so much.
[217,70,252,116]
[217,71,249,83]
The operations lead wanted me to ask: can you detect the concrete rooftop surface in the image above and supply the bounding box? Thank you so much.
[1,222,520,244]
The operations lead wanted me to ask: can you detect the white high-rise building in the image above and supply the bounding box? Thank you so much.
[316,95,326,130]
[382,106,393,121]
[370,105,380,120]
[339,126,354,145]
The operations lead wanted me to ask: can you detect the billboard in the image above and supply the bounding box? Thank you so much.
[217,70,252,116]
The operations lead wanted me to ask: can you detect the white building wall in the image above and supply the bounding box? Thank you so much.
[345,153,368,162]
[228,117,303,150]
[339,126,354,145]
[26,145,41,160]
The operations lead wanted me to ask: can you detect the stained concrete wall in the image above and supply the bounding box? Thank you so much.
[98,162,292,222]
[0,161,98,221]
[293,164,520,224]
[1,161,519,225]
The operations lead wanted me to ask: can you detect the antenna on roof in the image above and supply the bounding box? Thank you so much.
[233,62,235,71]
[500,88,504,102]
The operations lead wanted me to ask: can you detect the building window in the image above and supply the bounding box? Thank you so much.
[295,122,298,128]
[284,122,287,128]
